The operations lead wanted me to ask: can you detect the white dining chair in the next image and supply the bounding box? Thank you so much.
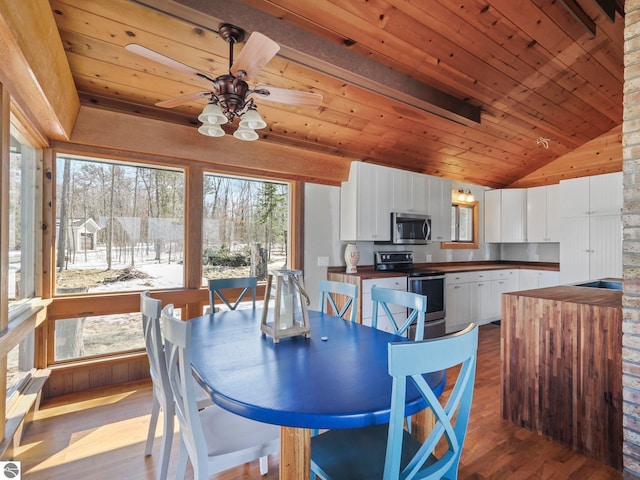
[140,292,212,480]
[161,303,279,479]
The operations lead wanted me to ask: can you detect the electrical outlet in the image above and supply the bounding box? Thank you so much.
[426,254,432,262]
[317,256,329,267]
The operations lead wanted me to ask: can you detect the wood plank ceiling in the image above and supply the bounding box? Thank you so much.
[49,0,625,188]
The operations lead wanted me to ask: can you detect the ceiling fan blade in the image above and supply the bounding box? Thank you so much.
[230,32,280,80]
[156,91,212,108]
[125,43,215,82]
[253,86,322,107]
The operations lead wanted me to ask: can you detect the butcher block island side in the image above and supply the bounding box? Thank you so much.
[501,283,622,470]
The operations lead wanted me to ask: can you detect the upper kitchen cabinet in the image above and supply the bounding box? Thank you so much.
[560,172,622,217]
[340,162,452,242]
[391,169,429,214]
[526,184,560,242]
[559,172,623,283]
[340,162,392,242]
[484,188,527,243]
[429,176,453,242]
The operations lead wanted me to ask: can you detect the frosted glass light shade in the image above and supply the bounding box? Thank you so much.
[233,126,259,141]
[239,108,266,129]
[198,103,227,125]
[198,123,225,137]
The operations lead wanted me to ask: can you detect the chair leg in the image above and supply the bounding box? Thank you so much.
[175,437,188,480]
[259,455,269,475]
[157,404,174,480]
[145,395,161,456]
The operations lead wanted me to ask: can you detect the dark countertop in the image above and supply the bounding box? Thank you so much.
[327,261,559,280]
[503,282,622,308]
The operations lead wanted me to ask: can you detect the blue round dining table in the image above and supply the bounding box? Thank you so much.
[188,309,446,480]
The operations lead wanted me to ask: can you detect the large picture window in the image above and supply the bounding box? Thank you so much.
[202,173,289,286]
[54,155,185,294]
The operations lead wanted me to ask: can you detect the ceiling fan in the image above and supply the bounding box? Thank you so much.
[125,23,322,141]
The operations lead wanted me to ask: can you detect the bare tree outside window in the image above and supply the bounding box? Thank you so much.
[202,174,288,285]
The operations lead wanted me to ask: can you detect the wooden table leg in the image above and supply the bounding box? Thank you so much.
[280,426,310,480]
[411,408,435,442]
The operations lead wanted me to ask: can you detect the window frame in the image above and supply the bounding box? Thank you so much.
[442,199,479,249]
[45,148,301,366]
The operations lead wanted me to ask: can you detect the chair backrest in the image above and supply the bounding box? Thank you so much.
[208,277,257,311]
[140,291,172,408]
[371,286,427,340]
[318,280,358,322]
[384,323,478,480]
[161,304,209,472]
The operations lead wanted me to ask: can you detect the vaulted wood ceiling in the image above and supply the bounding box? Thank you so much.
[49,0,625,188]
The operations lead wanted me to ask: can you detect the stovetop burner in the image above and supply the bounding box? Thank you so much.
[374,251,443,277]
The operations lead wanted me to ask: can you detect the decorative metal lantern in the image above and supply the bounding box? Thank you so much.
[261,269,311,343]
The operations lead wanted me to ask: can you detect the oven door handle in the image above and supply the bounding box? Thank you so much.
[410,274,445,281]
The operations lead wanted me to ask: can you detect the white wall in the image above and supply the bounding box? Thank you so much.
[303,183,342,308]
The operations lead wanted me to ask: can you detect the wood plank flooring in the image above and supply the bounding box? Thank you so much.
[15,324,623,479]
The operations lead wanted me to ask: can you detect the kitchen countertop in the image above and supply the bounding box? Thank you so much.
[504,282,622,308]
[327,261,559,280]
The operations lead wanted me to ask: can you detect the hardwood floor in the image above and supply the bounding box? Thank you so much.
[15,324,622,479]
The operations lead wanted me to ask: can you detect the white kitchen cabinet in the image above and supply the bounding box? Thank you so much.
[429,176,452,242]
[340,162,392,241]
[527,184,560,242]
[469,277,493,325]
[361,276,407,335]
[445,270,517,332]
[484,188,527,243]
[484,190,501,243]
[560,172,622,217]
[491,270,519,319]
[445,272,471,333]
[559,172,622,283]
[519,269,560,290]
[392,169,429,214]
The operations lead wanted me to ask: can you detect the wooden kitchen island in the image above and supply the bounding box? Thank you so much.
[501,283,622,470]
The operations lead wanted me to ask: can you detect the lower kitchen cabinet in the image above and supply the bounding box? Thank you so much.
[445,269,519,332]
[518,269,560,290]
[445,273,471,333]
[361,276,407,334]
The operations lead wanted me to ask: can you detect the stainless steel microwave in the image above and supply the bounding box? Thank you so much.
[391,212,431,244]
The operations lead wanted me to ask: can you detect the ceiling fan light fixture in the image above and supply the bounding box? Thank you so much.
[239,107,267,130]
[198,103,228,125]
[198,123,225,137]
[233,125,259,141]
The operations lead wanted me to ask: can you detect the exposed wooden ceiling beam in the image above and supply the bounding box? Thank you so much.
[0,0,79,140]
[593,0,618,22]
[133,0,481,126]
[559,0,597,37]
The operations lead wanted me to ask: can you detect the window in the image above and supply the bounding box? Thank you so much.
[54,313,144,361]
[6,120,39,404]
[54,154,185,294]
[442,200,478,249]
[8,126,38,311]
[202,173,289,286]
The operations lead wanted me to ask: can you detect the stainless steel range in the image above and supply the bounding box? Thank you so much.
[374,251,446,339]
